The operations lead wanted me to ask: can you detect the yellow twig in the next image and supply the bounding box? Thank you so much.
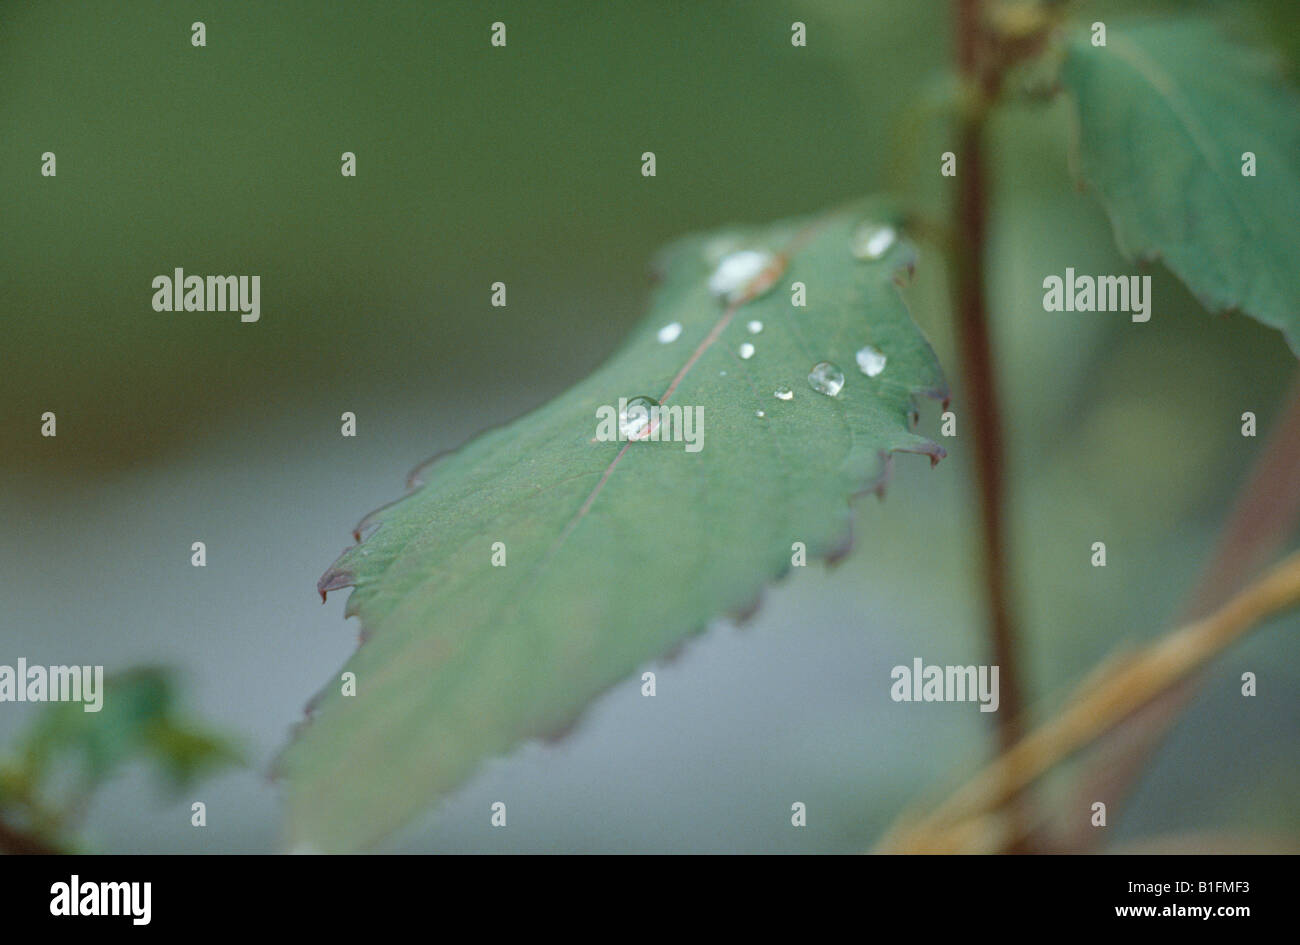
[876,549,1300,853]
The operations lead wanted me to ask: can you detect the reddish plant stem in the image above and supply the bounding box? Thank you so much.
[952,0,1023,755]
[0,816,63,855]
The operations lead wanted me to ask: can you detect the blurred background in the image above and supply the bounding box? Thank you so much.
[1,0,1296,852]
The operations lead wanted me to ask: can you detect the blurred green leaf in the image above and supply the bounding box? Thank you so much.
[279,201,948,851]
[1061,19,1300,353]
[1,667,240,844]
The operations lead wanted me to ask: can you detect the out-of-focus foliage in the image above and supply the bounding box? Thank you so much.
[0,669,239,851]
[1063,19,1300,353]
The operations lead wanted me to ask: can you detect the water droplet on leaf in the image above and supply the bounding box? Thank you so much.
[657,321,682,344]
[746,320,763,334]
[851,222,897,260]
[619,395,658,440]
[709,250,777,303]
[855,344,887,377]
[808,362,845,397]
[738,342,755,360]
[774,386,794,401]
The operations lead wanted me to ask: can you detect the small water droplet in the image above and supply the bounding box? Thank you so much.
[808,361,845,397]
[619,395,658,440]
[738,342,755,360]
[709,249,778,303]
[360,548,371,556]
[746,320,763,335]
[719,370,728,377]
[855,344,887,377]
[851,222,897,261]
[657,321,683,344]
[774,386,794,401]
[755,409,766,419]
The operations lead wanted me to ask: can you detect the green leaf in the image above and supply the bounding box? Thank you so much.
[1060,19,1300,354]
[279,201,947,851]
[1,668,240,843]
[17,668,239,789]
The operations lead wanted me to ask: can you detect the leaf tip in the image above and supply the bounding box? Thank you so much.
[317,566,356,601]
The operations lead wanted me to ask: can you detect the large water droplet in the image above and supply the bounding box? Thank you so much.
[709,249,777,303]
[657,321,682,344]
[738,342,755,360]
[746,320,763,335]
[808,362,845,397]
[774,386,794,401]
[855,344,887,377]
[851,222,897,261]
[619,395,658,440]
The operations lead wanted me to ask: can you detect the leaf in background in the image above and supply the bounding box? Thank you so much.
[16,668,239,790]
[1061,19,1300,354]
[280,201,947,851]
[0,668,240,848]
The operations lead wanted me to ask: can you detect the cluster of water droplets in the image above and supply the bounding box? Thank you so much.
[643,224,898,427]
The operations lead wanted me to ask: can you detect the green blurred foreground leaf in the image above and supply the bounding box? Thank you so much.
[280,201,948,851]
[0,668,239,849]
[1062,19,1300,354]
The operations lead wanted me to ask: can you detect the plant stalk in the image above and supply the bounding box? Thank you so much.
[877,547,1300,852]
[951,0,1023,754]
